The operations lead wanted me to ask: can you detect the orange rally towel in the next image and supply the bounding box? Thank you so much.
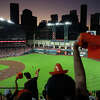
[16,72,23,79]
[78,33,100,60]
[78,33,100,47]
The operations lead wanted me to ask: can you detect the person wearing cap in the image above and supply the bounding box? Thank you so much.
[44,39,89,100]
[8,72,24,100]
[12,69,40,100]
[44,63,75,100]
[23,68,40,100]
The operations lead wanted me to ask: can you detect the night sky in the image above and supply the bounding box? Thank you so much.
[0,0,100,25]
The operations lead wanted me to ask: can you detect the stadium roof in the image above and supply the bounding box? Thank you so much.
[0,18,26,41]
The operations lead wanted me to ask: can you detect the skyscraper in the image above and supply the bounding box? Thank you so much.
[91,13,100,26]
[51,14,58,23]
[21,9,37,40]
[80,4,87,27]
[61,14,71,22]
[70,10,79,24]
[21,9,33,26]
[10,3,19,24]
[90,13,100,35]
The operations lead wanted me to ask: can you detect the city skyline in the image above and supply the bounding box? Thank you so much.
[0,0,100,25]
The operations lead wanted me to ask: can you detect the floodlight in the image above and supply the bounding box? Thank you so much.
[56,22,64,25]
[0,17,5,21]
[7,20,14,24]
[65,22,72,25]
[47,23,55,26]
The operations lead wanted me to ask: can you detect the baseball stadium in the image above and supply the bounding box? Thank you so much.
[0,1,100,99]
[0,33,100,99]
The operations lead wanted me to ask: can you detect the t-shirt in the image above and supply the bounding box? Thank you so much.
[24,77,38,100]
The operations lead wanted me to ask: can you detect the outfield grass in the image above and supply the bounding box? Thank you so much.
[0,54,100,95]
[0,65,8,70]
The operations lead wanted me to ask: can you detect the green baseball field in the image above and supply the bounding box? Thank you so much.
[0,53,100,95]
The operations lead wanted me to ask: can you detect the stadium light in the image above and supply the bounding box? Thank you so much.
[0,17,5,21]
[55,22,59,25]
[7,20,14,24]
[47,23,55,26]
[47,22,72,41]
[55,22,64,26]
[0,17,15,24]
[47,22,72,26]
[65,22,72,25]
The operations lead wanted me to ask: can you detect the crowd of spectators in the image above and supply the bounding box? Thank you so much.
[0,38,100,100]
[0,46,32,58]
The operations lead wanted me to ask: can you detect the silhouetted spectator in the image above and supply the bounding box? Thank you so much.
[24,68,40,100]
[44,63,75,100]
[44,39,89,100]
[10,73,23,100]
[96,91,100,100]
[13,69,40,100]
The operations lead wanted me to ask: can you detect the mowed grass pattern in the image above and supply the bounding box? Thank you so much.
[0,54,100,94]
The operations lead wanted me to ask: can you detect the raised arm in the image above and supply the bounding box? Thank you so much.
[15,78,18,91]
[35,68,40,77]
[73,41,87,96]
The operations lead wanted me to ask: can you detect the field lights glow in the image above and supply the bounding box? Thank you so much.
[47,22,72,26]
[0,17,14,24]
[0,17,5,21]
[7,20,14,24]
[65,22,72,25]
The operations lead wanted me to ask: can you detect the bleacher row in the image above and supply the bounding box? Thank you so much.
[0,47,32,58]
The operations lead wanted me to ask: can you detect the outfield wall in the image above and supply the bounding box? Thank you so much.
[27,40,87,56]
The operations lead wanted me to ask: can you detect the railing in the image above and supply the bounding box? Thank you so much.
[0,87,99,97]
